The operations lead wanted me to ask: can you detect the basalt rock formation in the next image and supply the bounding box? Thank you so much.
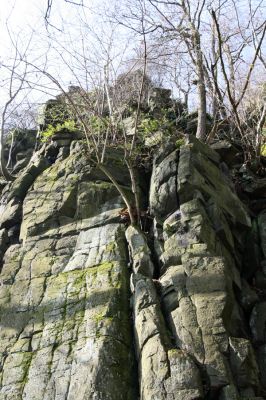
[0,131,265,400]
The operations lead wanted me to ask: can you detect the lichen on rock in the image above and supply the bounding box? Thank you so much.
[0,131,266,400]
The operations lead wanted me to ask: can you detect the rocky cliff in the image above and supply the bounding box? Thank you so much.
[0,133,265,400]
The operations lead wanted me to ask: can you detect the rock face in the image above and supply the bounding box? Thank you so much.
[0,134,265,399]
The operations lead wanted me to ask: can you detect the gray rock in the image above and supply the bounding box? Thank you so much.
[258,211,266,259]
[150,150,178,218]
[126,225,154,277]
[0,197,22,229]
[256,345,266,390]
[211,140,240,166]
[0,134,265,400]
[229,337,259,389]
[250,302,266,344]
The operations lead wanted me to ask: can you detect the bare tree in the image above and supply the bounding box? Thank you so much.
[0,52,29,181]
[114,0,266,148]
[3,0,265,183]
[126,0,209,140]
[44,0,85,26]
[19,9,152,226]
[211,5,266,159]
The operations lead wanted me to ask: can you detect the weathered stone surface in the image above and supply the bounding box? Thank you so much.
[0,198,22,229]
[218,384,239,400]
[239,279,259,312]
[229,337,259,390]
[164,256,232,390]
[250,302,266,344]
[256,345,266,390]
[211,140,240,166]
[0,152,51,235]
[239,167,266,199]
[149,148,178,218]
[0,149,137,400]
[149,135,265,398]
[258,211,266,260]
[0,135,265,400]
[242,218,261,279]
[126,225,154,277]
[0,228,8,262]
[178,136,251,228]
[127,227,203,400]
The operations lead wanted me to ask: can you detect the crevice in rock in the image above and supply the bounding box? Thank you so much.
[0,145,60,263]
[1,132,266,399]
[159,293,180,349]
[232,281,255,338]
[193,358,211,399]
[174,159,180,212]
[124,235,140,399]
[147,234,161,280]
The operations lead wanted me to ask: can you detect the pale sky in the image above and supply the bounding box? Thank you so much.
[0,0,102,107]
[0,0,95,54]
[0,0,138,129]
[0,0,265,124]
[1,0,44,51]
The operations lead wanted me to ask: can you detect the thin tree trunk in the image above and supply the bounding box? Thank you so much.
[0,143,15,181]
[211,19,219,119]
[126,159,141,227]
[255,103,266,158]
[98,163,137,225]
[0,109,15,181]
[6,130,15,170]
[195,40,207,141]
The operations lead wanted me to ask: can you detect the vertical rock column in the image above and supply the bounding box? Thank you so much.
[251,209,266,396]
[149,136,263,399]
[126,225,203,400]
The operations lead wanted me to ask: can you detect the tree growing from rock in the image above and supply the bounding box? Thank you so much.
[25,14,153,226]
[114,0,266,151]
[0,45,29,181]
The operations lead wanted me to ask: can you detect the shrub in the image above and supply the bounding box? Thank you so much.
[40,120,76,142]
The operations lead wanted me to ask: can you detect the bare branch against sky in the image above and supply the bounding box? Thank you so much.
[0,0,265,112]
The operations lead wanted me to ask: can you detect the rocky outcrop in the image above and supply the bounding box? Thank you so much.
[0,134,265,399]
[0,140,137,400]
